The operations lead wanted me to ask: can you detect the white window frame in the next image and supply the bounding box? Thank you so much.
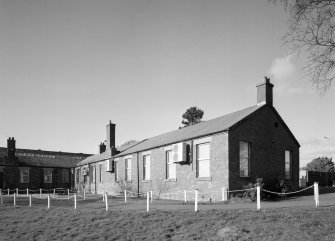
[143,154,151,180]
[239,141,250,177]
[19,168,30,183]
[166,150,176,179]
[115,160,119,181]
[43,168,53,183]
[125,158,132,181]
[285,150,292,179]
[196,142,210,178]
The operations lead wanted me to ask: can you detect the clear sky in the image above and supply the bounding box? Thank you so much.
[0,0,334,167]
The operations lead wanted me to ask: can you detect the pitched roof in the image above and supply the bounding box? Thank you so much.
[114,104,264,158]
[77,140,141,166]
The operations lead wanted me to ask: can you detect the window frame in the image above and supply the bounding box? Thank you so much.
[125,158,132,181]
[285,150,292,179]
[196,142,210,178]
[19,169,29,183]
[43,169,53,184]
[143,154,151,181]
[239,141,250,177]
[115,160,119,182]
[99,163,102,182]
[166,150,176,179]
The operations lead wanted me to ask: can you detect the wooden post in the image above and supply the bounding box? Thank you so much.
[29,194,32,207]
[26,188,29,197]
[194,190,198,212]
[16,188,18,195]
[257,186,261,210]
[150,190,153,203]
[314,182,319,207]
[74,194,77,210]
[47,195,50,209]
[0,192,3,205]
[53,189,56,198]
[13,193,16,206]
[102,192,105,201]
[222,187,228,201]
[67,189,70,200]
[184,190,187,203]
[146,192,149,212]
[84,189,86,200]
[105,194,108,211]
[124,190,127,203]
[40,189,42,198]
[7,189,9,195]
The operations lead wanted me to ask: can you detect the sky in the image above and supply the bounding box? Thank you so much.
[0,0,334,167]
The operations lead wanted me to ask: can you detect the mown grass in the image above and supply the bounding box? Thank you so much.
[0,204,335,241]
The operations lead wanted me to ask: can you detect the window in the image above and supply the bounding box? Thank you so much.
[196,143,210,178]
[62,169,69,183]
[115,161,119,181]
[125,158,131,181]
[44,169,53,183]
[143,155,151,180]
[166,150,176,179]
[20,169,29,183]
[99,163,102,182]
[92,165,96,183]
[285,150,292,179]
[240,141,250,177]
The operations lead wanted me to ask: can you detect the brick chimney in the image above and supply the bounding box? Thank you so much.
[7,137,16,160]
[256,76,274,106]
[106,120,116,150]
[99,142,106,154]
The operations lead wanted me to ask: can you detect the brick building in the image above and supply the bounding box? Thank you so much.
[76,78,300,200]
[0,138,91,190]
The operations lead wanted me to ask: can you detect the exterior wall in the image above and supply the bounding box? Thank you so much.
[0,166,72,190]
[113,133,229,201]
[228,105,300,191]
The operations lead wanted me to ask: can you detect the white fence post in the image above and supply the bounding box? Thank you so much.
[124,190,127,203]
[74,194,77,210]
[314,182,319,207]
[184,190,187,203]
[40,189,42,198]
[0,192,3,205]
[105,194,108,211]
[47,195,50,209]
[257,186,261,210]
[222,187,228,201]
[53,189,56,198]
[26,188,29,197]
[16,188,18,195]
[29,194,32,207]
[146,192,149,212]
[67,189,70,199]
[13,193,16,206]
[7,189,9,195]
[150,190,153,203]
[102,192,105,202]
[84,189,86,200]
[194,190,198,212]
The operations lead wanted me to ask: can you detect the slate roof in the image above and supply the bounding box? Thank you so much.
[114,105,264,158]
[0,147,91,168]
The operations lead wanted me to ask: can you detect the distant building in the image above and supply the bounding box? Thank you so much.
[0,138,91,190]
[76,78,300,200]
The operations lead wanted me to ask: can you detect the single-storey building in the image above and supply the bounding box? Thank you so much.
[0,138,91,190]
[76,78,300,200]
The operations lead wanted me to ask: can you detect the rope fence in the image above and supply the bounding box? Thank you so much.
[0,183,332,212]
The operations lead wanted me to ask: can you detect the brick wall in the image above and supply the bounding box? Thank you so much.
[228,105,300,191]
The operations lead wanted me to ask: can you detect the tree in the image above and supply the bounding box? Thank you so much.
[281,0,335,92]
[181,106,204,127]
[305,157,334,172]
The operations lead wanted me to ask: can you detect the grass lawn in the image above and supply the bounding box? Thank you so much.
[1,197,335,241]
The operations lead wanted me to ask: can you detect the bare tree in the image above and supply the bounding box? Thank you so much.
[280,0,335,92]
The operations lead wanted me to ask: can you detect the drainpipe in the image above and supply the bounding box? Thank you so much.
[137,153,140,197]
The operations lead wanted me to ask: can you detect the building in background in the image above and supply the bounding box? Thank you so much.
[0,138,91,190]
[76,78,300,200]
